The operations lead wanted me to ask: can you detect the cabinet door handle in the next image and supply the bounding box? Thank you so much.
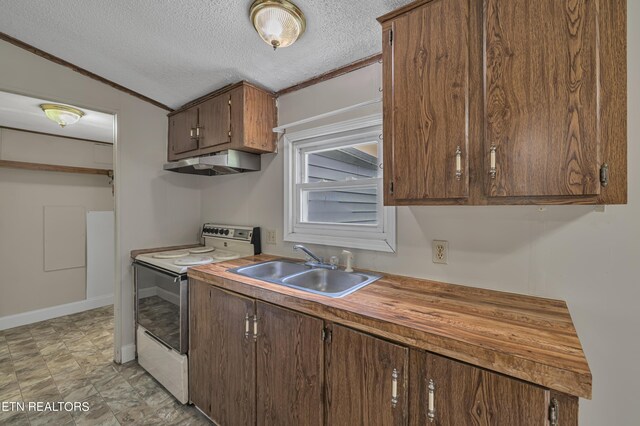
[427,379,436,422]
[190,128,195,138]
[549,398,559,426]
[244,313,250,339]
[455,146,463,180]
[489,146,497,179]
[195,126,201,138]
[252,315,259,341]
[391,368,399,408]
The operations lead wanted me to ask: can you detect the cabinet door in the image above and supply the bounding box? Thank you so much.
[410,350,549,425]
[188,280,213,415]
[168,107,198,158]
[484,0,600,197]
[198,94,231,149]
[384,0,469,203]
[189,281,256,425]
[256,302,324,426]
[326,324,408,425]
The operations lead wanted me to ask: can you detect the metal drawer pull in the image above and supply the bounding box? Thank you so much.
[391,368,399,408]
[244,313,250,339]
[252,315,259,341]
[489,146,497,179]
[455,146,463,180]
[549,398,559,426]
[600,164,609,187]
[427,379,436,422]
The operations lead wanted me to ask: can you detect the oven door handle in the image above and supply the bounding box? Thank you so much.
[132,260,186,282]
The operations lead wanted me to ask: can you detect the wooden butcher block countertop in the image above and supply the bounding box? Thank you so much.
[189,254,592,399]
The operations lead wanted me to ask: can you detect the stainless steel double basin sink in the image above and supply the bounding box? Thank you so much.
[228,260,381,298]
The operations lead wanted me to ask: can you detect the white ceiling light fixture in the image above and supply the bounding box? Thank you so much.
[40,103,85,128]
[250,0,306,50]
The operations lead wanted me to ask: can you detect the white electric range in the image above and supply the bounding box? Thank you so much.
[133,224,260,404]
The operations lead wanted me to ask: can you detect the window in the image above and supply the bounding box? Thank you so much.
[284,115,396,252]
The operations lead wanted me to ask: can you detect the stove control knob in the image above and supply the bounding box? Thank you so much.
[213,228,219,234]
[224,229,230,236]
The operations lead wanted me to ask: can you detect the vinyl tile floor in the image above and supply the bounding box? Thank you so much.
[0,305,211,425]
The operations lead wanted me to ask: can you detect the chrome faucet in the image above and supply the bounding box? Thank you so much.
[293,244,337,270]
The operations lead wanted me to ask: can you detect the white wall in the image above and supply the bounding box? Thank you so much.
[0,170,113,317]
[0,128,113,169]
[0,129,113,319]
[201,3,639,424]
[0,39,202,361]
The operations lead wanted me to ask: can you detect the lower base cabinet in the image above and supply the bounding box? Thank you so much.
[189,282,256,426]
[326,324,409,425]
[410,350,579,425]
[189,280,324,426]
[189,279,579,426]
[256,301,324,426]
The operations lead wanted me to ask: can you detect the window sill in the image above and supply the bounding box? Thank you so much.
[283,231,396,253]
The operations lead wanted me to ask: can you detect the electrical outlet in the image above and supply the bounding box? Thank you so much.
[265,229,277,245]
[432,240,448,264]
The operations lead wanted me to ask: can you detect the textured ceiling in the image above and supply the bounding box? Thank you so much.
[0,0,413,109]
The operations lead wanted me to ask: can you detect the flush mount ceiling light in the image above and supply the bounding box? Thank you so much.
[250,0,306,50]
[40,103,85,128]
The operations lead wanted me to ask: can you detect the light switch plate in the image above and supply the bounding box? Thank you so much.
[265,229,277,245]
[432,240,448,264]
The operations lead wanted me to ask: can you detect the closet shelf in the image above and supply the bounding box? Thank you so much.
[0,159,112,176]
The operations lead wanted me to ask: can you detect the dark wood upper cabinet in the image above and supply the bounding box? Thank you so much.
[382,0,470,204]
[410,350,576,425]
[230,83,279,154]
[379,0,627,205]
[485,0,599,198]
[326,324,408,426]
[197,93,231,150]
[167,81,276,161]
[189,281,255,426]
[168,106,198,157]
[256,302,324,426]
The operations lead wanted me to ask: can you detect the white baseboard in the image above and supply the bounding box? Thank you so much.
[0,294,114,331]
[121,343,136,363]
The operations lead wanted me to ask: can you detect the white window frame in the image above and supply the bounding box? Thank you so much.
[283,114,396,253]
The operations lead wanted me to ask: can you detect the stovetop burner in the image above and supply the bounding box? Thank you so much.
[189,247,215,254]
[174,256,214,266]
[211,250,240,261]
[152,251,189,259]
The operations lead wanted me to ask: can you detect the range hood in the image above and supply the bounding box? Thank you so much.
[163,150,260,176]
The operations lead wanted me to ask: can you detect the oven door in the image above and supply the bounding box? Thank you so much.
[133,260,188,354]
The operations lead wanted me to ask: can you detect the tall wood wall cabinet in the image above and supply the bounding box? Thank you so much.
[167,81,277,161]
[379,0,627,206]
